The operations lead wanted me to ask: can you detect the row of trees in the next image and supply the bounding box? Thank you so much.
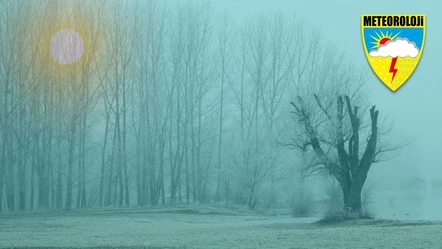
[0,0,400,215]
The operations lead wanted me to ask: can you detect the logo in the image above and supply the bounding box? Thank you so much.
[361,14,426,91]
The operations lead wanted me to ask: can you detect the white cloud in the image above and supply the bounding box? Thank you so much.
[369,38,419,58]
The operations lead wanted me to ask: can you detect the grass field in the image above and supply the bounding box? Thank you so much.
[1,207,441,249]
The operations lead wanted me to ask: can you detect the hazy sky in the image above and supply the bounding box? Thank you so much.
[201,0,442,182]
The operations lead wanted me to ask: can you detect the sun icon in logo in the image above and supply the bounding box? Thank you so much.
[370,31,401,49]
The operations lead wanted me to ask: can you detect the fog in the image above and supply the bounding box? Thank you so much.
[0,0,441,248]
[209,0,442,220]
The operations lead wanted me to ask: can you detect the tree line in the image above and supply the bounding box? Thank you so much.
[0,0,400,216]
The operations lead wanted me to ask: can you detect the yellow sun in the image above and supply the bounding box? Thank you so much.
[370,30,401,49]
[26,1,106,82]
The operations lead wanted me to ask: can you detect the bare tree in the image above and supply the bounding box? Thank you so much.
[288,47,405,216]
[214,12,235,202]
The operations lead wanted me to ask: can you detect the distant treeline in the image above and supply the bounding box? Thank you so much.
[0,0,376,214]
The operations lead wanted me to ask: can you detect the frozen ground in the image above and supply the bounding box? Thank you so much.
[1,207,441,249]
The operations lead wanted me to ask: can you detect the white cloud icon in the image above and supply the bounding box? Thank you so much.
[369,38,419,58]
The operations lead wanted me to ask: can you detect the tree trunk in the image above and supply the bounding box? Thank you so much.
[0,164,4,212]
[5,170,14,212]
[80,108,87,209]
[18,165,26,211]
[38,173,49,209]
[56,162,62,210]
[223,171,230,207]
[76,160,82,209]
[248,186,256,211]
[99,113,109,207]
[18,106,27,212]
[185,138,189,204]
[6,145,15,212]
[105,124,118,207]
[65,119,76,211]
[118,166,123,207]
[30,165,35,210]
[135,121,142,206]
[159,154,165,205]
[342,185,362,217]
[142,160,148,205]
[56,86,63,211]
[135,142,142,206]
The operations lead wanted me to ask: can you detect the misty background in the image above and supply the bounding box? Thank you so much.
[214,0,441,181]
[212,0,442,219]
[0,0,441,221]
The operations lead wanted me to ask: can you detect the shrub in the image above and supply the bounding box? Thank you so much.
[290,182,314,217]
[324,178,343,213]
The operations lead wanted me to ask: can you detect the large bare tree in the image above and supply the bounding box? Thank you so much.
[288,47,404,216]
